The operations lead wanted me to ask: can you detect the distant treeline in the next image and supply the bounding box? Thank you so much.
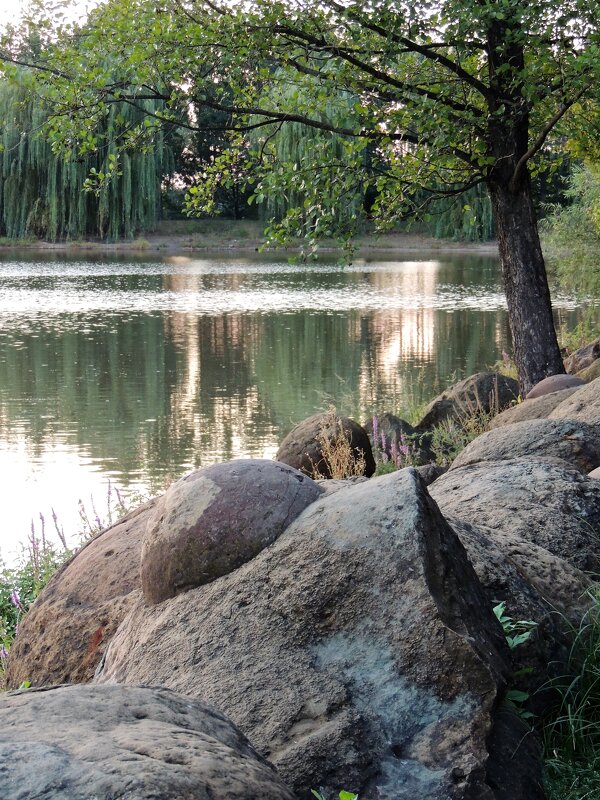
[0,68,575,243]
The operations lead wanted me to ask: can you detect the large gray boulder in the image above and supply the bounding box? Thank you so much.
[141,460,322,604]
[0,684,296,800]
[446,516,591,699]
[415,372,519,432]
[430,458,600,574]
[276,412,376,478]
[564,337,600,374]
[549,376,600,435]
[5,498,158,690]
[449,419,600,475]
[488,388,581,429]
[96,471,538,799]
[578,358,600,383]
[364,412,434,466]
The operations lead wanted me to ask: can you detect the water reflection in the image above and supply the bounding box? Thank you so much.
[0,252,584,556]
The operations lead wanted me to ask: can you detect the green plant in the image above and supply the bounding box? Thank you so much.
[429,412,490,467]
[312,791,358,800]
[557,307,600,355]
[542,586,600,800]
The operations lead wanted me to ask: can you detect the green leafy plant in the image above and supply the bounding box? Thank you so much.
[493,601,538,650]
[493,601,538,720]
[312,790,358,800]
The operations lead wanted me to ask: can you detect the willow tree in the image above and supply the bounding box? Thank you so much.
[3,0,599,390]
[0,69,174,240]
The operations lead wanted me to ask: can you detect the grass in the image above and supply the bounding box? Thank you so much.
[542,587,600,800]
[0,483,149,684]
[310,408,367,479]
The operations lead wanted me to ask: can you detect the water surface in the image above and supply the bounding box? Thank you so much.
[0,250,582,558]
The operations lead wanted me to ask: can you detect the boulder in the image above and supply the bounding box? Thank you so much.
[445,515,591,706]
[276,412,376,478]
[0,684,296,800]
[429,458,600,574]
[578,357,600,383]
[526,374,585,399]
[95,470,542,800]
[5,498,158,690]
[449,419,600,475]
[446,516,590,628]
[414,463,447,486]
[142,460,322,604]
[549,376,600,435]
[564,337,600,374]
[589,466,600,480]
[415,372,519,432]
[488,388,581,430]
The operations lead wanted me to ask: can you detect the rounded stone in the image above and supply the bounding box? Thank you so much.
[589,467,600,480]
[276,413,376,478]
[450,418,600,474]
[526,374,585,399]
[0,684,296,800]
[578,358,600,383]
[489,388,581,429]
[141,459,322,604]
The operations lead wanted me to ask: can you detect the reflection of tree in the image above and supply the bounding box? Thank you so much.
[0,258,583,491]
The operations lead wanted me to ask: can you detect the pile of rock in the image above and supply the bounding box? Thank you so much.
[3,368,600,800]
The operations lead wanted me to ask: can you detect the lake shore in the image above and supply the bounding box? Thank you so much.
[0,220,499,258]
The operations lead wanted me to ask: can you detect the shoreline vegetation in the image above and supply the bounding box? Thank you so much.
[0,220,500,258]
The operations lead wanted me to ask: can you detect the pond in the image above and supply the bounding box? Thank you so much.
[0,249,583,558]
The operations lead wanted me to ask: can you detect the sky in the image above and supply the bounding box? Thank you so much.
[0,1,95,29]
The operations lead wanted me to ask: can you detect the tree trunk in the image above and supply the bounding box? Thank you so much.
[487,176,565,396]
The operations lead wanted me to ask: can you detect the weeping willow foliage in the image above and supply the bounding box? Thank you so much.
[249,80,364,234]
[422,183,495,242]
[0,74,174,240]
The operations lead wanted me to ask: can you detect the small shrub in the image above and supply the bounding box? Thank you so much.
[311,409,366,480]
[370,414,421,472]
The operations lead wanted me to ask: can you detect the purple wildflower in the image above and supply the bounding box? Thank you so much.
[10,588,24,612]
[390,436,399,466]
[372,415,379,449]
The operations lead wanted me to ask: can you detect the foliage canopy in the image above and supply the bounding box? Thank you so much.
[1,0,599,388]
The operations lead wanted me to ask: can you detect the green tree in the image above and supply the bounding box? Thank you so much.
[2,0,599,390]
[0,66,174,240]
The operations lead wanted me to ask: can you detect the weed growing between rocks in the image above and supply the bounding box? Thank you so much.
[429,411,493,467]
[311,410,367,479]
[370,414,421,471]
[0,484,150,684]
[0,520,71,680]
[543,587,600,800]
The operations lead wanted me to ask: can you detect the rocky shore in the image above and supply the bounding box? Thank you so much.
[2,343,599,800]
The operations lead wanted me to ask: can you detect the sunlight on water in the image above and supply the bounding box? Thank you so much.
[0,251,584,559]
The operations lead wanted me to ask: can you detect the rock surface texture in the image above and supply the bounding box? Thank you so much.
[141,459,322,604]
[415,372,519,432]
[5,498,157,690]
[0,684,296,800]
[449,419,600,474]
[549,376,600,435]
[488,388,581,429]
[276,413,376,478]
[430,458,600,574]
[525,374,585,399]
[96,471,543,800]
[564,337,600,374]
